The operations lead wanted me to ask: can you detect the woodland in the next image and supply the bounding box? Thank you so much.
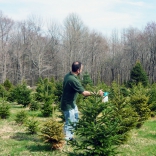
[0,11,156,86]
[0,10,156,155]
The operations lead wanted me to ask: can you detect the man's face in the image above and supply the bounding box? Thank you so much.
[78,65,83,75]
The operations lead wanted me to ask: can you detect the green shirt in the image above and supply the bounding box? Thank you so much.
[61,72,85,111]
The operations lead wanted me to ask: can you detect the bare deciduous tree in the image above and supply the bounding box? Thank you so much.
[0,11,14,83]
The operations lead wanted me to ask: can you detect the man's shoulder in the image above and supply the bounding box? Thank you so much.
[65,72,76,80]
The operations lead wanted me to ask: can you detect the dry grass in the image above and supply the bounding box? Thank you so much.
[0,104,69,156]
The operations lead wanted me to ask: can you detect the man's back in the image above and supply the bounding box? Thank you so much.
[61,72,84,111]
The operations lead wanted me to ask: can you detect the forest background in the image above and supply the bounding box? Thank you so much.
[0,10,156,86]
[0,9,156,155]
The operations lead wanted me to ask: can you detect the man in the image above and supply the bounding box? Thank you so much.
[61,61,103,140]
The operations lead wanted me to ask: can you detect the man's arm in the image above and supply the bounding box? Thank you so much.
[82,90,103,96]
[81,91,93,96]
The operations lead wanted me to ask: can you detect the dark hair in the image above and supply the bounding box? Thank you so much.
[72,61,82,72]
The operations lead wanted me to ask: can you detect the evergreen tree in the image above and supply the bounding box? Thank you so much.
[147,83,156,115]
[0,84,8,98]
[0,102,10,119]
[35,78,56,117]
[127,61,148,87]
[41,99,53,117]
[8,82,31,107]
[130,83,151,128]
[110,81,139,142]
[41,118,65,149]
[53,80,63,104]
[35,78,55,102]
[3,79,13,91]
[68,94,122,156]
[82,72,93,87]
[41,102,65,150]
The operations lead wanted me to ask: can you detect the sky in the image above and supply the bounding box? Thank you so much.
[0,0,156,36]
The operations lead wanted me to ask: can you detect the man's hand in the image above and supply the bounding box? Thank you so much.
[90,90,103,96]
[98,90,104,96]
[83,90,104,96]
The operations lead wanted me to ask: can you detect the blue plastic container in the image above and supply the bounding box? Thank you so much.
[103,92,108,96]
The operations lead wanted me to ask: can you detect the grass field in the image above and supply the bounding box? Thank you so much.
[0,103,156,156]
[117,118,156,156]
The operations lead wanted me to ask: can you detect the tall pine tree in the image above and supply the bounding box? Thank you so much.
[127,61,148,87]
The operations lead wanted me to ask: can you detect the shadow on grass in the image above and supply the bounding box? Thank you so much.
[28,145,83,155]
[11,132,83,155]
[11,132,53,152]
[27,144,51,152]
[11,132,41,142]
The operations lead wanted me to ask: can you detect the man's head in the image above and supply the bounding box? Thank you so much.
[72,61,83,75]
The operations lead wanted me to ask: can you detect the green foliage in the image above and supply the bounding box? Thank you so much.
[130,95,150,128]
[130,83,149,96]
[8,82,32,107]
[76,85,97,111]
[0,102,10,119]
[0,84,8,98]
[147,83,156,113]
[81,72,93,87]
[40,118,65,149]
[3,79,13,91]
[69,93,123,156]
[7,86,15,102]
[96,81,109,90]
[29,100,40,111]
[110,82,139,142]
[120,86,130,97]
[57,108,65,123]
[35,78,55,117]
[15,110,28,125]
[53,80,63,104]
[130,84,151,128]
[127,61,148,87]
[35,78,55,102]
[25,117,39,134]
[41,100,52,117]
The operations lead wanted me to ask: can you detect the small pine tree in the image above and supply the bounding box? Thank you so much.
[147,83,156,115]
[130,83,151,128]
[68,92,123,156]
[127,61,148,87]
[35,78,55,102]
[41,99,53,117]
[15,110,28,125]
[53,80,63,104]
[25,117,39,134]
[8,82,31,107]
[41,106,65,150]
[110,81,139,142]
[82,72,93,87]
[3,79,13,91]
[29,100,40,111]
[35,78,55,117]
[0,84,8,98]
[0,102,10,119]
[40,118,65,150]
